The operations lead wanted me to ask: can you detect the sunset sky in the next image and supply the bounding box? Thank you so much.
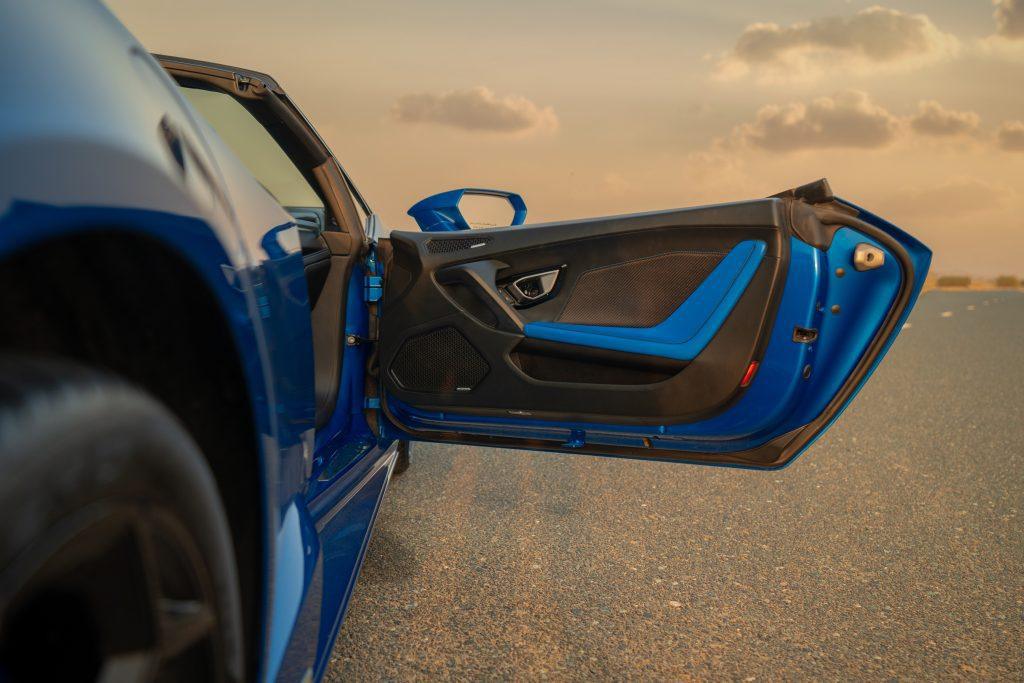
[108,0,1024,276]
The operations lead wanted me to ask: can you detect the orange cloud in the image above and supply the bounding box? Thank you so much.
[994,0,1024,39]
[391,86,558,135]
[996,120,1024,150]
[715,6,958,83]
[732,90,900,151]
[721,94,996,154]
[909,101,981,137]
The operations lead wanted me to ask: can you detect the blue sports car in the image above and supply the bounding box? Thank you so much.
[0,2,930,681]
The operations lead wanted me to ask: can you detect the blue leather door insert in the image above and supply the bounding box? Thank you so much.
[524,239,766,361]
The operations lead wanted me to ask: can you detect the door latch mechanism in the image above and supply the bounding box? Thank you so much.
[792,326,819,343]
[853,243,885,271]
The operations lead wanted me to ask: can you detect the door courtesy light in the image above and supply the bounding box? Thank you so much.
[740,361,759,388]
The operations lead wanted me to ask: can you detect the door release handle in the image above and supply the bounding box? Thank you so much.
[506,268,561,305]
[442,260,525,333]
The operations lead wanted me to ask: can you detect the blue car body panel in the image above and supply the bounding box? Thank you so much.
[0,3,393,681]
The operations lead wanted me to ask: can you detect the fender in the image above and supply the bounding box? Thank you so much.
[0,139,315,681]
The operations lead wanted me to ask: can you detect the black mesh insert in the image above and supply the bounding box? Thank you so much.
[557,250,725,327]
[389,326,489,393]
[426,236,492,254]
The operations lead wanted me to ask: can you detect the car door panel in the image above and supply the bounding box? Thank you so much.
[379,183,930,469]
[381,200,789,426]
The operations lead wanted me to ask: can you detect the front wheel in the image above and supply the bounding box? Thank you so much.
[0,359,245,682]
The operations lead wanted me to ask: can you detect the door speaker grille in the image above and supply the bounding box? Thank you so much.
[426,236,492,254]
[389,326,489,393]
[557,250,725,327]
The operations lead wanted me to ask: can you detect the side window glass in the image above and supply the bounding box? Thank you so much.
[179,85,326,229]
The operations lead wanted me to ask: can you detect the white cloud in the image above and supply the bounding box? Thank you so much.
[909,101,981,137]
[715,6,959,83]
[715,94,996,154]
[731,90,900,151]
[996,120,1024,150]
[994,0,1024,39]
[391,86,558,135]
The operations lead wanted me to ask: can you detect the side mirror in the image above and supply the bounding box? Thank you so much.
[407,188,527,232]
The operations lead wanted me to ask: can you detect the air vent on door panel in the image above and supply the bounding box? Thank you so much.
[389,326,489,393]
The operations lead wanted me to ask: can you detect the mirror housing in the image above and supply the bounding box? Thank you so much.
[407,188,527,232]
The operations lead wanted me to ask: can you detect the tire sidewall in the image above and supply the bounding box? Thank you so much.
[0,370,245,681]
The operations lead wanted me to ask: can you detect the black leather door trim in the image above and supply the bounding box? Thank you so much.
[379,200,791,426]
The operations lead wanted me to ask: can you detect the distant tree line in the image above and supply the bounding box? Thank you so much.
[935,275,1021,288]
[995,275,1020,288]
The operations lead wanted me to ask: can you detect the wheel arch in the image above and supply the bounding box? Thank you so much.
[0,222,269,678]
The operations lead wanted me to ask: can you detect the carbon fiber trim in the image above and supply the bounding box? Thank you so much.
[557,250,725,327]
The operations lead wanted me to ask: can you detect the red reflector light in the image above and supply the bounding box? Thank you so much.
[740,361,759,388]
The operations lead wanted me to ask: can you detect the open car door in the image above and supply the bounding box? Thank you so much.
[378,179,930,469]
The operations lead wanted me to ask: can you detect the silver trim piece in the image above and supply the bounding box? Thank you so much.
[510,269,560,302]
[853,243,885,271]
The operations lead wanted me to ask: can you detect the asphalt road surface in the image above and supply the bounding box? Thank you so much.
[327,291,1023,681]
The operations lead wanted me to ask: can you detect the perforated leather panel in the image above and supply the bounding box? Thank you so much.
[556,250,725,327]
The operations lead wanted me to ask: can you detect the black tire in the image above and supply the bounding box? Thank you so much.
[392,440,411,477]
[0,358,244,682]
